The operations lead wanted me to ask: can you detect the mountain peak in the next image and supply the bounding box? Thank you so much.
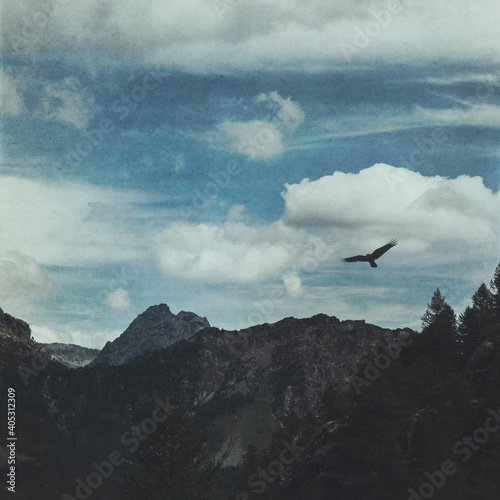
[91,304,209,365]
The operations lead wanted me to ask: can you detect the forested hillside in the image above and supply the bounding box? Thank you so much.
[1,264,499,499]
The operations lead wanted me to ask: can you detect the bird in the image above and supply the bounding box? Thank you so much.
[342,239,397,268]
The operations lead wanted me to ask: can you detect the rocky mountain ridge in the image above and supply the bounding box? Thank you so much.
[40,313,414,468]
[91,303,210,365]
[40,342,100,368]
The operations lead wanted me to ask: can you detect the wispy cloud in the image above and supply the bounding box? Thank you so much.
[34,76,97,129]
[318,100,500,140]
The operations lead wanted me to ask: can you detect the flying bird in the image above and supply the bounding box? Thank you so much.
[342,239,397,268]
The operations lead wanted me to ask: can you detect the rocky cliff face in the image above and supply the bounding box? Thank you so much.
[0,306,45,377]
[0,307,31,341]
[40,343,100,368]
[91,304,210,365]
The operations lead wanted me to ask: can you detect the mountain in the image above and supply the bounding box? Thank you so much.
[33,313,414,469]
[0,306,49,377]
[2,267,500,500]
[91,303,210,365]
[1,296,500,500]
[40,342,100,368]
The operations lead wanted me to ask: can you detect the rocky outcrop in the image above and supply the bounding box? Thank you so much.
[0,306,48,379]
[0,307,31,341]
[91,304,210,365]
[40,343,100,368]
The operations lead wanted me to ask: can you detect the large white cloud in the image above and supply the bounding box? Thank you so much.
[4,0,498,71]
[154,219,333,284]
[282,163,500,265]
[155,220,296,283]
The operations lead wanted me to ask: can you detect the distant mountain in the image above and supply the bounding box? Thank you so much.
[91,303,210,365]
[40,342,100,368]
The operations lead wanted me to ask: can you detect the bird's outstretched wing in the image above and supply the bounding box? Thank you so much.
[370,239,397,260]
[342,255,370,263]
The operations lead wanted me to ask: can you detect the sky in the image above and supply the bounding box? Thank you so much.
[0,0,499,348]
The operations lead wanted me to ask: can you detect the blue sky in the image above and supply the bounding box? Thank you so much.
[1,0,499,347]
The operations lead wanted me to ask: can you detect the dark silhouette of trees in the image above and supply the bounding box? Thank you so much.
[121,394,225,500]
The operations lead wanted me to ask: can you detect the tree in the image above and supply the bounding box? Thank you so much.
[121,394,224,500]
[489,262,500,321]
[421,288,451,329]
[459,283,496,357]
[418,288,461,370]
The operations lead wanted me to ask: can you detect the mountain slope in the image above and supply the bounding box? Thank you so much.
[40,342,100,368]
[0,306,49,379]
[91,303,210,365]
[51,314,414,468]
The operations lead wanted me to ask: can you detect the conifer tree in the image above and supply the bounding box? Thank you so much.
[121,394,224,500]
[489,262,500,321]
[421,288,450,329]
[459,283,496,357]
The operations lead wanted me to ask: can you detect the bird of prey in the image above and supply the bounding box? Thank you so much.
[342,239,397,268]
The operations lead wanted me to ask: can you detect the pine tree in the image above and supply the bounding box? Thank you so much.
[459,283,496,357]
[421,288,450,329]
[121,394,224,500]
[489,262,500,321]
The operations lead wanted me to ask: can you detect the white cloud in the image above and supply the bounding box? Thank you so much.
[282,272,303,298]
[0,175,151,267]
[282,163,500,265]
[227,204,246,221]
[104,288,131,310]
[420,73,500,86]
[318,100,500,140]
[209,119,284,160]
[34,76,96,129]
[207,91,304,159]
[4,0,498,71]
[413,103,500,128]
[0,251,54,301]
[154,220,311,283]
[0,69,23,116]
[256,91,305,132]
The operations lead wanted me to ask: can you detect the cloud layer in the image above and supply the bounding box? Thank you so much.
[4,0,499,71]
